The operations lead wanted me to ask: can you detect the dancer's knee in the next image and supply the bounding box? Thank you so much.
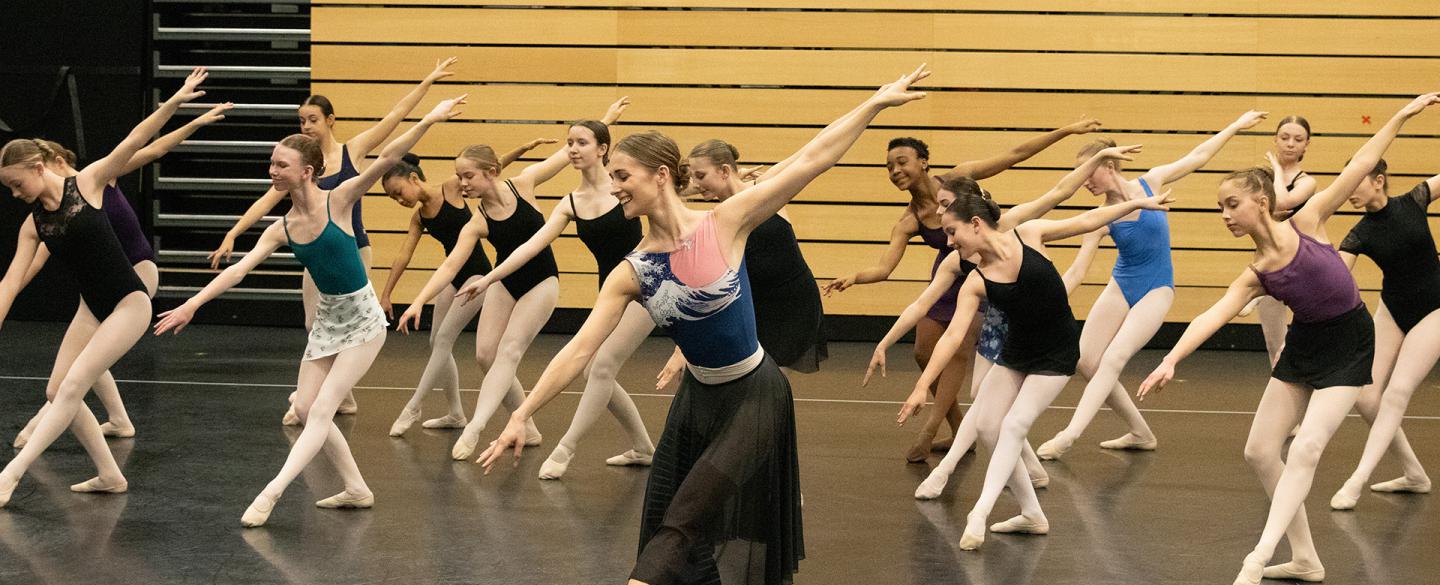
[1244,438,1282,468]
[1285,434,1328,469]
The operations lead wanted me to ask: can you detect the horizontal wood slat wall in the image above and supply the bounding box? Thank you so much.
[312,2,1440,322]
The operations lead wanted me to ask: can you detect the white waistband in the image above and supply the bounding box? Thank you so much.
[685,346,765,385]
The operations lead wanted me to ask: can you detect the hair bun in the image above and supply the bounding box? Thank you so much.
[401,152,422,166]
[674,160,691,191]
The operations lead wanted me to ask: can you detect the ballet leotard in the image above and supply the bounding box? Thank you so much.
[915,208,976,323]
[101,183,155,265]
[480,181,558,298]
[420,198,493,290]
[32,178,147,320]
[1339,182,1440,334]
[1108,178,1173,307]
[744,213,828,373]
[315,145,369,250]
[571,193,642,286]
[977,232,1080,376]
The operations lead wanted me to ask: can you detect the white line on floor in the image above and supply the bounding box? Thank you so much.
[3,374,1438,421]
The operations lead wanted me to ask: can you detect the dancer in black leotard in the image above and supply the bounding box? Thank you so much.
[899,181,1173,551]
[11,106,229,448]
[825,118,1103,462]
[399,105,630,461]
[447,99,656,479]
[0,68,211,508]
[1329,159,1440,510]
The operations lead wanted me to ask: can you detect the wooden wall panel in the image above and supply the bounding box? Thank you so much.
[314,2,1440,322]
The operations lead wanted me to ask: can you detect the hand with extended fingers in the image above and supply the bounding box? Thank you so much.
[896,384,928,426]
[867,64,931,109]
[194,102,233,126]
[1137,360,1176,401]
[1064,118,1103,135]
[476,415,530,472]
[396,304,423,334]
[423,95,467,123]
[1233,110,1269,131]
[426,57,459,84]
[862,347,887,387]
[1398,92,1440,118]
[1138,189,1176,211]
[454,275,493,305]
[154,302,197,336]
[821,276,855,297]
[1097,144,1142,163]
[602,96,632,125]
[171,67,209,104]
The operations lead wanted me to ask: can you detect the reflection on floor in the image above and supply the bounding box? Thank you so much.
[0,321,1436,584]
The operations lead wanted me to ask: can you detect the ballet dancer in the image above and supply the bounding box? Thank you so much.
[867,143,1136,499]
[1138,93,1438,585]
[476,66,932,585]
[1328,158,1439,510]
[1247,116,1318,366]
[438,97,656,478]
[11,106,230,448]
[209,57,456,421]
[155,95,469,527]
[896,180,1174,551]
[1034,110,1269,460]
[654,138,830,387]
[827,118,1104,462]
[0,68,212,507]
[378,138,559,437]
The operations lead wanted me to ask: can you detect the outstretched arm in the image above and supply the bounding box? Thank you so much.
[1142,110,1268,188]
[1032,190,1175,242]
[863,252,964,386]
[0,219,42,329]
[19,244,51,292]
[211,187,287,268]
[1062,228,1105,294]
[122,103,233,175]
[154,221,287,334]
[396,213,487,332]
[945,118,1102,182]
[509,96,631,194]
[1294,93,1439,233]
[345,57,456,160]
[456,196,572,303]
[379,211,425,319]
[80,68,209,191]
[821,211,916,295]
[332,96,467,210]
[719,66,930,238]
[498,138,558,170]
[997,144,1142,230]
[1138,269,1264,398]
[896,273,984,424]
[477,265,641,471]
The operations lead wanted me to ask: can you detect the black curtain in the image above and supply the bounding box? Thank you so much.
[0,0,149,321]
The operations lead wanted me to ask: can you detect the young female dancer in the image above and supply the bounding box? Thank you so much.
[378,139,558,437]
[654,138,830,387]
[155,96,468,527]
[1247,116,1318,366]
[1137,93,1438,585]
[11,107,232,448]
[0,69,212,508]
[209,58,455,419]
[896,182,1173,551]
[1328,159,1440,510]
[429,98,656,477]
[866,144,1134,499]
[826,118,1103,462]
[1033,110,1269,461]
[396,115,622,460]
[475,66,930,585]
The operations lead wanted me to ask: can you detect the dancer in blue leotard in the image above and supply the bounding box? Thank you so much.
[1036,110,1270,461]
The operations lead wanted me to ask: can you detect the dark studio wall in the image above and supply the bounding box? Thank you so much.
[0,0,149,321]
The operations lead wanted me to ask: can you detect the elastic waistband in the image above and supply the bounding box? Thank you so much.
[317,283,375,302]
[686,346,765,385]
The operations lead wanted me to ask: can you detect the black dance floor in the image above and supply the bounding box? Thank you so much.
[1,321,1436,584]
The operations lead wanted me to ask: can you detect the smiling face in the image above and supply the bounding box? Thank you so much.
[1273,122,1310,165]
[687,156,731,201]
[297,105,334,141]
[1216,179,1270,237]
[608,151,671,219]
[267,144,312,192]
[886,146,928,191]
[567,125,607,171]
